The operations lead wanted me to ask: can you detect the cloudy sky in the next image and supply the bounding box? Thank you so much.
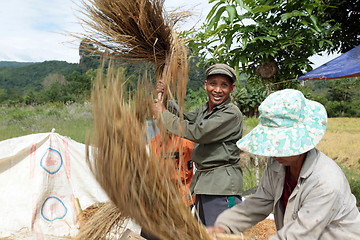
[0,0,337,67]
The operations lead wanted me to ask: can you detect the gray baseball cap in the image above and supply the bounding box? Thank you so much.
[205,63,237,83]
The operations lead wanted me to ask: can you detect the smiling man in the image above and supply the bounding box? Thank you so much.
[205,70,235,112]
[153,63,244,227]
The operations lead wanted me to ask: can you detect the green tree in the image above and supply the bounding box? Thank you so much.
[184,88,207,112]
[328,79,354,102]
[79,39,101,71]
[325,78,358,116]
[23,91,37,105]
[187,55,208,91]
[189,0,339,91]
[42,73,67,89]
[233,84,267,117]
[321,0,360,53]
[0,88,7,103]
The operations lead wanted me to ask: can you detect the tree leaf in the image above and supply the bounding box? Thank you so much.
[234,0,251,11]
[206,6,226,31]
[226,5,237,23]
[309,15,322,32]
[280,10,307,21]
[304,4,314,15]
[251,5,278,14]
[300,19,309,27]
[206,1,224,22]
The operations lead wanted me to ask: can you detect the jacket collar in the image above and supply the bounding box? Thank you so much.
[268,148,318,180]
[202,98,232,114]
[299,148,318,180]
[269,157,284,173]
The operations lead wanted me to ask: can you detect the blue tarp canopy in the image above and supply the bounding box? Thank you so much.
[298,45,360,80]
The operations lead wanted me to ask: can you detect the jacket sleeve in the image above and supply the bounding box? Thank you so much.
[183,111,199,122]
[214,161,275,233]
[162,108,242,144]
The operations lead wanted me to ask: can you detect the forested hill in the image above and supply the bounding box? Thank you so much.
[0,61,81,92]
[0,61,35,69]
[0,57,207,105]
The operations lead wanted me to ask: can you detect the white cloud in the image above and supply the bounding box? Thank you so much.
[165,0,211,30]
[0,0,339,67]
[0,0,84,63]
[0,0,210,63]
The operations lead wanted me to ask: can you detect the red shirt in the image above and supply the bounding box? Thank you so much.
[282,166,297,209]
[150,133,195,206]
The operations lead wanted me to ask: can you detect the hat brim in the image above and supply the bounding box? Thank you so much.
[208,70,236,83]
[236,99,327,157]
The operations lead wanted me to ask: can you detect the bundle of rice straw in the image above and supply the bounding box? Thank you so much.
[76,202,125,239]
[80,67,210,240]
[79,0,190,104]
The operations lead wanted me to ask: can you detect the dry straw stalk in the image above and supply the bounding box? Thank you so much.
[79,0,190,107]
[81,68,210,239]
[77,0,209,239]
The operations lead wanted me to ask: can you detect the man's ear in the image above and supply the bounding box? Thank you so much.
[231,83,236,93]
[204,80,207,89]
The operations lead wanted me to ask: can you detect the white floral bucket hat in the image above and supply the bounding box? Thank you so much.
[237,89,327,157]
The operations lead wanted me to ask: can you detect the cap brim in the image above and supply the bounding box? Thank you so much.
[207,70,236,83]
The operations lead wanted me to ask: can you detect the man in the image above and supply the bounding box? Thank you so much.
[154,63,243,226]
[208,89,360,239]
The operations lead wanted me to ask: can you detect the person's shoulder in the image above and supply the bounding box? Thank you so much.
[314,149,341,173]
[223,102,243,117]
[310,149,346,191]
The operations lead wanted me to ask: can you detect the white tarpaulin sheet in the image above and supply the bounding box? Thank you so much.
[0,131,110,239]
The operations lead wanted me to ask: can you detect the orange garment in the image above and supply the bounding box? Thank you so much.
[150,133,195,206]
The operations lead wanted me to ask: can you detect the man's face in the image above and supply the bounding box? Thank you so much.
[204,74,235,110]
[272,154,304,166]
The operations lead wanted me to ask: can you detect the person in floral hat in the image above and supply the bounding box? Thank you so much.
[207,89,360,239]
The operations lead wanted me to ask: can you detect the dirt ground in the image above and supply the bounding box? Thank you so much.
[0,204,275,240]
[78,203,277,240]
[0,219,277,240]
[243,219,276,240]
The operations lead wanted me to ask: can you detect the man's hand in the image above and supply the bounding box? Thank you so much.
[151,98,166,119]
[156,79,166,95]
[206,226,227,235]
[207,226,236,240]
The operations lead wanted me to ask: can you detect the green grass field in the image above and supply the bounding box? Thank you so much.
[0,103,92,143]
[0,104,359,201]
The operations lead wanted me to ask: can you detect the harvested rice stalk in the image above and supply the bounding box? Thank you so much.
[78,0,212,239]
[77,202,105,229]
[80,0,172,66]
[75,202,125,240]
[84,68,211,240]
[78,0,190,106]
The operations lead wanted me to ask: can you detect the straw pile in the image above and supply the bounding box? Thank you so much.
[77,202,106,229]
[76,202,125,239]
